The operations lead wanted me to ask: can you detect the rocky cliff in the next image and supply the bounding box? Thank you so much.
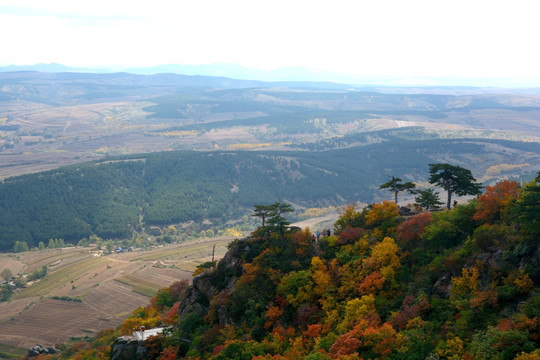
[177,238,249,322]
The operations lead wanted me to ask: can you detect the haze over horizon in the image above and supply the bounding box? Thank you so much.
[1,1,539,86]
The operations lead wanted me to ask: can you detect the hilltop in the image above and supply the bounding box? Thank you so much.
[37,172,540,360]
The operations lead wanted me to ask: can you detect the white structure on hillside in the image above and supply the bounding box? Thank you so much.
[133,327,164,341]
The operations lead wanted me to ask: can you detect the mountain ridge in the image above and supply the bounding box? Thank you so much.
[2,63,540,88]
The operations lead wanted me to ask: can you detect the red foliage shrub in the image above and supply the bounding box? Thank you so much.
[169,279,190,301]
[144,334,165,360]
[390,295,430,329]
[329,332,362,358]
[304,324,323,339]
[337,227,365,245]
[160,345,179,360]
[162,302,180,325]
[295,303,319,327]
[396,212,432,250]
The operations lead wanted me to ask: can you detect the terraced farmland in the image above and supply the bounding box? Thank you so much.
[0,237,233,351]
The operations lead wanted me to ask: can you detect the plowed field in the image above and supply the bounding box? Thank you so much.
[0,237,232,350]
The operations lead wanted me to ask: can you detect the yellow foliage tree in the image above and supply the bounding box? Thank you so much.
[337,261,361,299]
[515,350,540,359]
[365,201,400,233]
[367,237,401,279]
[311,256,333,297]
[450,266,480,299]
[435,336,465,360]
[337,295,377,333]
[513,270,535,294]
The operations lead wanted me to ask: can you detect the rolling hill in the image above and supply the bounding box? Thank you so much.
[1,127,540,251]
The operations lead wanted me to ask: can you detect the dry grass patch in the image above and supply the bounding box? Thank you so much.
[0,342,27,358]
[0,255,25,276]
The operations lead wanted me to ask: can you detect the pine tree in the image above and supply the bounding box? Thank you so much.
[429,163,482,209]
[379,176,417,204]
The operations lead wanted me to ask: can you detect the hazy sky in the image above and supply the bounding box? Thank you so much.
[1,0,539,82]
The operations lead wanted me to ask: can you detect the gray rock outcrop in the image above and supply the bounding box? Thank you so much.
[177,239,249,322]
[28,344,59,357]
[110,336,147,360]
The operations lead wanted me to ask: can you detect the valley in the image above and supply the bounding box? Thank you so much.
[1,71,540,358]
[2,72,540,180]
[0,237,232,352]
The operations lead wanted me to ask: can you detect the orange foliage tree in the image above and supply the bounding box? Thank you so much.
[473,179,521,224]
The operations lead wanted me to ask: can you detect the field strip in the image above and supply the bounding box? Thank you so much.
[129,238,232,262]
[0,297,37,324]
[114,274,162,297]
[23,248,87,266]
[83,281,149,316]
[14,257,109,299]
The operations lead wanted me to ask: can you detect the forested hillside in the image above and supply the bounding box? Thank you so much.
[1,129,540,251]
[49,173,540,359]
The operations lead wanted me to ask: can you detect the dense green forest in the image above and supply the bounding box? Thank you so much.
[1,128,540,251]
[46,173,540,359]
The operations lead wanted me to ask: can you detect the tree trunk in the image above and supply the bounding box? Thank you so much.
[447,190,452,210]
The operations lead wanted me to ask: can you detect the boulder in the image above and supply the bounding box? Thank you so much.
[28,344,60,357]
[432,275,451,298]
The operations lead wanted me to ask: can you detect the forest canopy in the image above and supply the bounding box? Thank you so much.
[0,133,539,251]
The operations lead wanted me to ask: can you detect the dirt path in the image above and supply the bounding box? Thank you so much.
[292,212,341,232]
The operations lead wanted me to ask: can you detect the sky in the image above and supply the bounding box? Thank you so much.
[1,0,540,84]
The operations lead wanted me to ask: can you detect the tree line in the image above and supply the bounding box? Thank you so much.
[0,135,534,252]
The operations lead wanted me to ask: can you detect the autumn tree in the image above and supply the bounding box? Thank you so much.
[429,163,482,209]
[368,236,401,279]
[396,212,433,250]
[473,179,521,224]
[414,188,444,211]
[334,204,364,235]
[379,176,417,204]
[365,201,400,236]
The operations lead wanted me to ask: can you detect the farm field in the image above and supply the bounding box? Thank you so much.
[0,237,232,351]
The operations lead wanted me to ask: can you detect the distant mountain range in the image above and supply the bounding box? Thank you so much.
[2,62,540,88]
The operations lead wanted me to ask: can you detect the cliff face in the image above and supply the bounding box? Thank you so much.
[177,239,250,322]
